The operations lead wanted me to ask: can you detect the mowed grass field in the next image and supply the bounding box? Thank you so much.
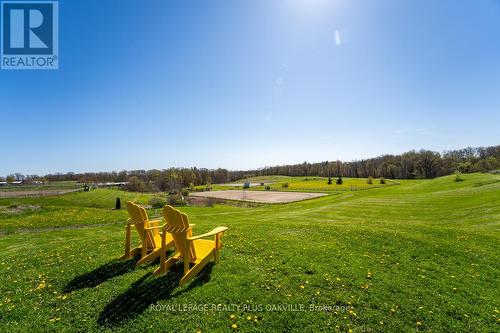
[0,173,499,332]
[196,176,398,192]
[249,177,399,192]
[0,190,154,232]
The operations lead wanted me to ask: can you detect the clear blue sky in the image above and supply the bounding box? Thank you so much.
[1,0,500,175]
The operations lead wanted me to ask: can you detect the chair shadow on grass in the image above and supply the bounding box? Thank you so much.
[64,257,143,293]
[97,262,214,327]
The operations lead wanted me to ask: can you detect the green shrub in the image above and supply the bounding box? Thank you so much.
[455,170,464,182]
[167,194,187,206]
[175,199,187,206]
[282,183,289,188]
[336,177,343,185]
[181,189,189,196]
[265,185,271,191]
[380,177,385,184]
[367,176,373,185]
[327,177,332,185]
[457,161,473,173]
[149,197,166,209]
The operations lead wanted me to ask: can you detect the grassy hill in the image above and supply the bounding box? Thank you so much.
[225,176,400,192]
[0,189,155,231]
[232,175,292,183]
[0,173,499,332]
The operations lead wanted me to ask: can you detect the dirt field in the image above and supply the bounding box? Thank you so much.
[189,190,327,203]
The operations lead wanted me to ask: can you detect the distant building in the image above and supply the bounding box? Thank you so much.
[0,181,23,186]
[94,182,128,188]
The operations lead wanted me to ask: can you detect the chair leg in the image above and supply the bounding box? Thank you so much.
[160,232,167,273]
[184,257,190,275]
[180,251,214,286]
[120,225,132,259]
[120,247,141,260]
[214,234,222,264]
[130,248,142,257]
[136,249,161,267]
[153,257,177,275]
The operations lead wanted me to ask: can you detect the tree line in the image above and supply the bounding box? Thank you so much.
[2,145,498,191]
[248,145,499,180]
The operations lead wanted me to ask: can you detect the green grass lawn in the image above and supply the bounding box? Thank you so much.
[0,174,499,332]
[0,189,155,232]
[250,177,399,192]
[199,176,400,192]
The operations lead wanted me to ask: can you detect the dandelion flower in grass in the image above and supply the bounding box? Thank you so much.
[231,323,237,329]
[416,321,422,326]
[300,285,305,289]
[230,314,235,319]
[246,316,252,320]
[366,271,372,279]
[35,280,46,291]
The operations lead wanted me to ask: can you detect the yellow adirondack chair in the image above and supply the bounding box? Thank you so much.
[154,205,228,286]
[120,201,175,267]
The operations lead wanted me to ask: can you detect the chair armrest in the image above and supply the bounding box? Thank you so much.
[148,219,162,226]
[187,227,228,241]
[145,225,165,231]
[126,219,137,228]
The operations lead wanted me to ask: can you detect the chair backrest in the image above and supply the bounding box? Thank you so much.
[162,205,196,259]
[126,201,157,250]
